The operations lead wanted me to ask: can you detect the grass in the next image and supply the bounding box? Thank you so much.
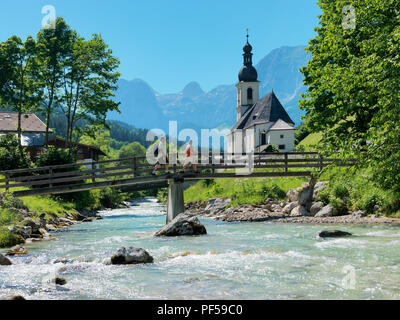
[298,132,323,151]
[184,176,308,207]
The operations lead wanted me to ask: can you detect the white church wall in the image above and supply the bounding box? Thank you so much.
[267,130,295,152]
[253,123,273,147]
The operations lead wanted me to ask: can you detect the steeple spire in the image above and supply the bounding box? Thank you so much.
[238,30,258,82]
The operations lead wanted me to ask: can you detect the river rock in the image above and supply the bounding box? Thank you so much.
[6,245,28,256]
[298,182,314,207]
[22,218,41,234]
[352,210,367,218]
[290,205,311,217]
[52,277,67,285]
[111,247,154,265]
[8,225,32,239]
[318,230,352,238]
[155,213,207,237]
[287,189,299,202]
[314,205,334,217]
[310,201,325,216]
[2,295,26,300]
[203,198,231,215]
[0,253,12,265]
[46,224,57,232]
[283,202,298,215]
[313,181,328,200]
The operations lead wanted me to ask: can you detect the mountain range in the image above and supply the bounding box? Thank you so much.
[108,45,311,133]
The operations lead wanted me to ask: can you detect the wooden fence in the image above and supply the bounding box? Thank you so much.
[0,152,356,197]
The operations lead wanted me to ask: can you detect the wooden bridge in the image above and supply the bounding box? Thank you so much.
[0,152,355,223]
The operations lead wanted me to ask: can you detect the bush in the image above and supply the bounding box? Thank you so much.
[329,196,349,216]
[36,147,77,168]
[99,187,126,209]
[332,184,350,199]
[0,226,22,248]
[0,134,31,172]
[260,184,286,199]
[201,179,216,188]
[0,208,23,226]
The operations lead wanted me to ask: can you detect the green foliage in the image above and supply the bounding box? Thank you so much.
[0,35,42,144]
[99,187,127,209]
[36,147,77,168]
[201,179,216,188]
[300,0,400,192]
[295,122,311,145]
[262,144,279,153]
[0,226,22,248]
[118,142,146,160]
[0,208,22,226]
[0,134,31,171]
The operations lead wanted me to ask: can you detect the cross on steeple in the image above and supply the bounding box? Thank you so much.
[246,28,249,42]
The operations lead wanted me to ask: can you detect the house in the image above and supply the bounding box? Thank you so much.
[0,112,51,158]
[227,36,295,153]
[47,137,107,163]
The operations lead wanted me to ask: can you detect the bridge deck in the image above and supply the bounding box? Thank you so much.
[0,152,355,198]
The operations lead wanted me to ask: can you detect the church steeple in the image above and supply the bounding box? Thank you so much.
[238,30,258,82]
[236,30,260,121]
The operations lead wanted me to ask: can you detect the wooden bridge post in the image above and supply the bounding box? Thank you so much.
[319,154,323,172]
[132,157,137,177]
[5,173,9,192]
[91,162,96,183]
[49,168,53,188]
[166,177,185,224]
[284,153,288,173]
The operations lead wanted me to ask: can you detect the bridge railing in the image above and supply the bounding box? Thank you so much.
[0,152,356,193]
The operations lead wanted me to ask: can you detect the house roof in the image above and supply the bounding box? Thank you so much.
[0,112,51,133]
[47,137,107,156]
[232,91,295,131]
[268,119,295,131]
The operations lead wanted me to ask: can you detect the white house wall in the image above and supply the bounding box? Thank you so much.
[0,132,44,146]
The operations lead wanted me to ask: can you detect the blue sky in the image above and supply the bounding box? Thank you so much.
[0,0,321,93]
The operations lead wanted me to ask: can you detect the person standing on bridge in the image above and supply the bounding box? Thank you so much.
[152,136,169,175]
[181,139,199,173]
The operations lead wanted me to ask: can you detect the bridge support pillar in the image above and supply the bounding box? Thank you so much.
[166,178,185,224]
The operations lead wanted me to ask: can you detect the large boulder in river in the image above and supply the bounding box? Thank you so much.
[111,247,154,265]
[155,213,207,237]
[318,230,352,238]
[0,253,12,266]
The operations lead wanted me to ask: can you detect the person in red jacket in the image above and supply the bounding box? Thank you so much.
[181,139,199,173]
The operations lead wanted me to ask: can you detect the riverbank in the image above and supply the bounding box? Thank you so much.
[186,198,400,225]
[2,198,400,300]
[0,192,131,249]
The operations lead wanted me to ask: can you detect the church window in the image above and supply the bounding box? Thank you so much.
[247,88,253,100]
[279,145,285,150]
[280,134,284,139]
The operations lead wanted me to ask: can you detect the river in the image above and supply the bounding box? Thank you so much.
[1,198,400,300]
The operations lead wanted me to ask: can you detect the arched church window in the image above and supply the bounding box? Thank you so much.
[247,88,253,100]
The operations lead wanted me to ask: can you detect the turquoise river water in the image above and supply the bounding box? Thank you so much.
[1,198,400,300]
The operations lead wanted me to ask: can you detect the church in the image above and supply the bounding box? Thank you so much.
[227,36,295,154]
